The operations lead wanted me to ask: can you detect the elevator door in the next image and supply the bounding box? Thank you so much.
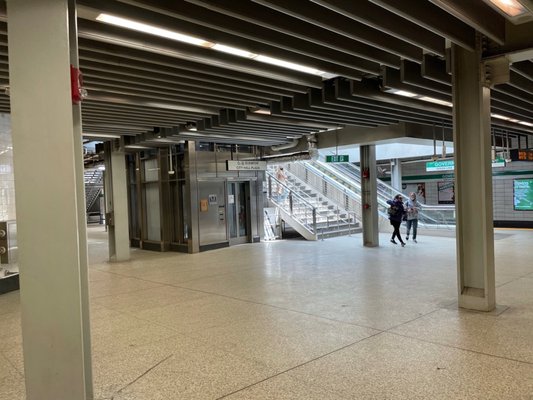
[227,181,250,245]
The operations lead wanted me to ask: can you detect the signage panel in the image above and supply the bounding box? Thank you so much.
[325,155,349,163]
[226,160,267,171]
[427,159,506,171]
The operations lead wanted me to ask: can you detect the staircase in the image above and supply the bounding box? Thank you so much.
[266,167,361,240]
[84,169,104,212]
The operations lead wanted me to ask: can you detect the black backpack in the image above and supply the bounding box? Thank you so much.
[388,204,400,217]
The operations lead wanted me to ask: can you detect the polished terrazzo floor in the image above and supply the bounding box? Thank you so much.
[1,226,532,399]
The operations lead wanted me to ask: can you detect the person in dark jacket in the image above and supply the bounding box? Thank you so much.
[387,194,406,247]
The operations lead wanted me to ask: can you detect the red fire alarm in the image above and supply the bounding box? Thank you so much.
[362,168,370,179]
[70,65,85,104]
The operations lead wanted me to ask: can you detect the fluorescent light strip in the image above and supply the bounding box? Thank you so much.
[96,14,214,47]
[487,0,527,16]
[95,13,334,78]
[393,90,418,98]
[418,96,453,107]
[211,44,257,58]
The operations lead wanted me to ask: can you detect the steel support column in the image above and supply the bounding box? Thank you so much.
[451,40,496,311]
[7,0,92,398]
[360,145,379,247]
[390,158,402,191]
[104,142,131,261]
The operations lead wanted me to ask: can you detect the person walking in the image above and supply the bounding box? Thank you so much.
[276,166,287,202]
[405,192,420,243]
[387,194,406,247]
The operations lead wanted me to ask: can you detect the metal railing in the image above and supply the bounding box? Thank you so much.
[306,161,455,229]
[266,171,318,236]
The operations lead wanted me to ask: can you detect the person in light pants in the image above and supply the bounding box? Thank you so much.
[405,192,420,243]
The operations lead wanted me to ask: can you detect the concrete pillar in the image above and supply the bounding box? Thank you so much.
[451,40,496,312]
[390,158,402,191]
[7,0,92,398]
[360,145,379,247]
[105,143,131,261]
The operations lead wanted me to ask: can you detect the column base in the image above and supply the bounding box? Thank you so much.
[459,287,495,312]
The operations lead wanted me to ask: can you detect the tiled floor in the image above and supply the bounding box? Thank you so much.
[1,226,532,399]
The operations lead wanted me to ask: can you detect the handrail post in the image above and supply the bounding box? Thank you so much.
[289,191,293,215]
[312,207,317,234]
[268,175,272,199]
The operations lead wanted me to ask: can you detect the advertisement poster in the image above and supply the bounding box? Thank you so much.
[402,183,426,204]
[438,181,455,204]
[514,179,533,211]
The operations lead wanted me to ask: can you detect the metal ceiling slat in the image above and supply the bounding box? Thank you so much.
[491,90,533,114]
[508,70,533,97]
[78,42,309,94]
[81,113,184,127]
[491,99,533,121]
[115,0,379,76]
[81,101,209,120]
[401,60,452,95]
[383,66,452,102]
[183,0,401,68]
[252,0,422,63]
[242,112,339,130]
[77,19,324,88]
[292,92,397,126]
[81,107,189,124]
[421,54,451,85]
[428,0,506,45]
[510,61,533,81]
[85,82,249,110]
[310,0,445,56]
[81,65,283,102]
[494,84,533,106]
[319,87,444,126]
[78,0,368,81]
[83,75,270,106]
[273,98,381,127]
[350,79,452,116]
[86,91,220,115]
[78,54,298,98]
[368,0,476,51]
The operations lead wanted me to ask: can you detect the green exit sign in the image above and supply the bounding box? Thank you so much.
[326,155,349,163]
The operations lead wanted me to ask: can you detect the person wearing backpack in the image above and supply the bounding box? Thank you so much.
[387,194,406,247]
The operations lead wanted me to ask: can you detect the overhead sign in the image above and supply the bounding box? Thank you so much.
[325,155,349,163]
[226,160,267,171]
[427,159,506,172]
[510,149,533,162]
[426,160,454,172]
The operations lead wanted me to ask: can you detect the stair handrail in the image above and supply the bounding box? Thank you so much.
[311,161,455,228]
[266,171,318,235]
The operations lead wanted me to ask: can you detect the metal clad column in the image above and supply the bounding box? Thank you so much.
[390,158,402,191]
[7,0,92,398]
[105,142,131,261]
[451,39,496,311]
[68,0,93,396]
[360,145,379,247]
[186,141,200,253]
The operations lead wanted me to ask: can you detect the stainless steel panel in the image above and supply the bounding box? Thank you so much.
[198,181,227,245]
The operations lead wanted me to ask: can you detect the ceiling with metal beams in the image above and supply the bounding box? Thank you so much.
[0,0,532,147]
